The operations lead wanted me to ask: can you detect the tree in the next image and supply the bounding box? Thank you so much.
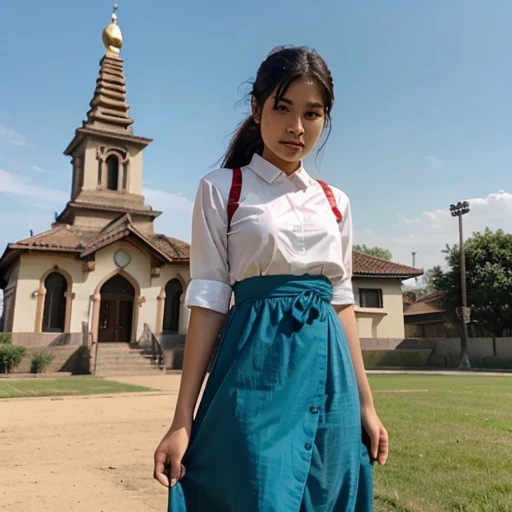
[433,228,512,337]
[353,244,392,260]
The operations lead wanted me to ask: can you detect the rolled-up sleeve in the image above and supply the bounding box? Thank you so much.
[331,193,355,305]
[185,177,232,314]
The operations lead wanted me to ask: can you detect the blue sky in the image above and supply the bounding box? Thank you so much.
[0,0,510,281]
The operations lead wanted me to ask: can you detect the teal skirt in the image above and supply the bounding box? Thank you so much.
[169,275,373,511]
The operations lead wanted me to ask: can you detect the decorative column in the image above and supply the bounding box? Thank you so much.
[34,285,46,333]
[64,292,76,333]
[155,293,165,335]
[90,292,102,342]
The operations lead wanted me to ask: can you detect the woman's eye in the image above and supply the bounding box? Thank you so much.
[275,104,288,111]
[306,111,322,118]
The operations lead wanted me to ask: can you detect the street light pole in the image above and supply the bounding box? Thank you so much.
[450,201,471,369]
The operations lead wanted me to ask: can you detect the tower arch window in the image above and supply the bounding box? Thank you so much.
[42,272,68,333]
[106,154,119,190]
[162,279,183,333]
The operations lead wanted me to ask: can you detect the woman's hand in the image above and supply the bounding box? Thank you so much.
[153,420,191,488]
[361,405,389,466]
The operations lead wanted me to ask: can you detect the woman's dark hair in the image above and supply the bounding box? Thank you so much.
[221,46,335,169]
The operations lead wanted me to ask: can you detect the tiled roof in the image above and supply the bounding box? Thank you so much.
[10,225,98,252]
[353,252,423,278]
[152,235,190,261]
[5,219,189,264]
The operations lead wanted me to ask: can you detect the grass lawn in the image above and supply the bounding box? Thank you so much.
[0,377,153,399]
[370,375,512,512]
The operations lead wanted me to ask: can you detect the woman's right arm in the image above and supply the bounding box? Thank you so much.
[172,306,225,427]
[154,174,233,487]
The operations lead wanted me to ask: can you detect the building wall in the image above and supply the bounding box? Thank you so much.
[353,277,405,338]
[12,241,190,341]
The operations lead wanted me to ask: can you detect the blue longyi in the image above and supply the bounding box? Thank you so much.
[169,274,373,512]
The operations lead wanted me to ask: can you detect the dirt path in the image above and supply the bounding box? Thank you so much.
[0,375,183,512]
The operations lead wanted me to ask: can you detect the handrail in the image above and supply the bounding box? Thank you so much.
[140,323,164,367]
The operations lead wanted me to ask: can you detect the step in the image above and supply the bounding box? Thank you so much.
[96,370,164,377]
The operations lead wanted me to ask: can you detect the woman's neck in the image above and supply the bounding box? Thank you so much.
[260,148,301,176]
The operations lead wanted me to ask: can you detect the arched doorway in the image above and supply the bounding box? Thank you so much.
[98,274,135,342]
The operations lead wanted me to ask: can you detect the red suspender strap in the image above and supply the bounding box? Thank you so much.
[227,168,242,231]
[226,170,341,229]
[316,180,343,222]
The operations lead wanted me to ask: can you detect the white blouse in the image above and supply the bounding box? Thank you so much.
[184,153,354,314]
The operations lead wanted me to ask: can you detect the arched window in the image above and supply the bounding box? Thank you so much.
[106,154,119,191]
[42,272,67,333]
[163,279,183,333]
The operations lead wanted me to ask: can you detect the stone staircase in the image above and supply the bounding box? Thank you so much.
[94,342,164,376]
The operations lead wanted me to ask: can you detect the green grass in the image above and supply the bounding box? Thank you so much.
[370,375,512,512]
[0,377,153,399]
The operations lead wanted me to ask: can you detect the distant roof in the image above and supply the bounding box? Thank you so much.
[404,291,446,316]
[353,252,423,279]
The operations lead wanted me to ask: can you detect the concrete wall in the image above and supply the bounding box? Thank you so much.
[10,333,83,347]
[10,346,89,374]
[360,337,512,368]
[353,278,405,338]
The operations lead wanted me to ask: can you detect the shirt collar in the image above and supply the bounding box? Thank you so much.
[246,153,312,190]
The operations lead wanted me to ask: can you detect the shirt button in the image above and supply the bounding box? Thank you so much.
[309,406,319,414]
[305,443,312,451]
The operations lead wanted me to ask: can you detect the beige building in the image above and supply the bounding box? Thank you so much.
[0,8,422,374]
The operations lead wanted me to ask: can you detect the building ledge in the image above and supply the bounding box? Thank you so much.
[355,307,388,316]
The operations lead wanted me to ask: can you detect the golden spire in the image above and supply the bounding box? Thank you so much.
[102,3,123,56]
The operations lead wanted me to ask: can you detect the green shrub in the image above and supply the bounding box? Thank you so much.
[0,333,12,345]
[362,349,432,369]
[30,353,55,374]
[0,345,26,373]
[471,356,512,370]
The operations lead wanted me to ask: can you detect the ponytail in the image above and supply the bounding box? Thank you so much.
[221,115,263,169]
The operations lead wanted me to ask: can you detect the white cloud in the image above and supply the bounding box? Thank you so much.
[0,125,26,146]
[0,169,68,203]
[426,155,446,170]
[31,165,45,173]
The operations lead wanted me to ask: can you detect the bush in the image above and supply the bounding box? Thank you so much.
[0,333,12,345]
[30,353,54,374]
[362,349,432,369]
[471,356,512,370]
[0,345,26,373]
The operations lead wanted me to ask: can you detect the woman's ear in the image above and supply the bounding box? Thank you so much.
[251,97,260,124]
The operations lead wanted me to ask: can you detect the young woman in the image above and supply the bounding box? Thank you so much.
[154,45,389,512]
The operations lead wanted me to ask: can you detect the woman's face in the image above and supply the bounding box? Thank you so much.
[254,77,326,174]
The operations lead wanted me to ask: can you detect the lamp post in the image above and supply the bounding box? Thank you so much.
[450,201,471,369]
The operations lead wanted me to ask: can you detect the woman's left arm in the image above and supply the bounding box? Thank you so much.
[333,304,374,408]
[331,190,389,466]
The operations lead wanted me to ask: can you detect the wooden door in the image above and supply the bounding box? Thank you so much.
[98,299,133,342]
[99,300,117,342]
[117,300,133,342]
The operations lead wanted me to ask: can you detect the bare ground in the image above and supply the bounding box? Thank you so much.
[0,375,183,512]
